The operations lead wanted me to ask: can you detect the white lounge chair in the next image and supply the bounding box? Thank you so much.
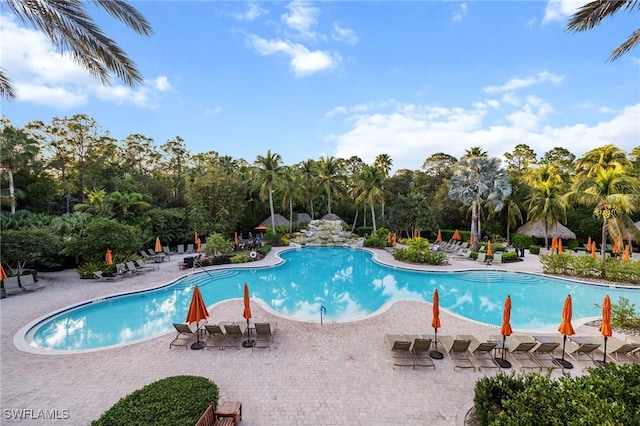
[2,276,23,295]
[19,274,45,291]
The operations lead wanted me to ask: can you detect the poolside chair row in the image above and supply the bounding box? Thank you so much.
[384,334,437,370]
[94,260,159,281]
[140,248,170,263]
[1,274,46,295]
[169,321,278,351]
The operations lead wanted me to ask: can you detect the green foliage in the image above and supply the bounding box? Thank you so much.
[78,218,143,263]
[258,244,272,255]
[393,237,448,265]
[474,365,640,426]
[540,254,640,284]
[204,233,233,256]
[529,244,540,255]
[91,375,219,426]
[262,231,284,247]
[230,253,251,263]
[363,227,389,248]
[0,227,64,271]
[356,226,374,237]
[510,233,533,249]
[594,297,640,329]
[501,251,518,262]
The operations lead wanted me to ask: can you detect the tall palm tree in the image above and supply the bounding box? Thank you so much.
[574,144,631,178]
[1,0,153,99]
[317,156,346,216]
[255,150,284,234]
[525,163,567,249]
[449,156,511,250]
[567,0,640,61]
[298,159,318,219]
[0,124,40,214]
[566,165,639,258]
[353,165,385,231]
[279,166,298,234]
[374,153,393,220]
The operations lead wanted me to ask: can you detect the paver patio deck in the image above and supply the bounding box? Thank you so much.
[0,247,617,425]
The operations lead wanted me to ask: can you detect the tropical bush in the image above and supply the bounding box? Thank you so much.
[594,296,640,329]
[510,233,534,250]
[230,253,251,263]
[91,375,219,426]
[539,254,640,284]
[528,244,540,255]
[363,228,389,248]
[393,237,448,265]
[78,218,142,263]
[0,227,64,272]
[473,365,640,426]
[262,231,285,247]
[501,251,518,262]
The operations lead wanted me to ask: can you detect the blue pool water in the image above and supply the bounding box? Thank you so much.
[26,247,638,351]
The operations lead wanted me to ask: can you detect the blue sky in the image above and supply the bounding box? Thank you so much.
[2,1,639,172]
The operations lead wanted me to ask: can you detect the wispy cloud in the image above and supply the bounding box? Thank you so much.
[542,0,583,24]
[282,0,320,40]
[231,1,266,21]
[452,3,468,23]
[332,22,358,45]
[483,71,564,94]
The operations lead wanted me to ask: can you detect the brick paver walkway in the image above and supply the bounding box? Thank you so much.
[1,248,609,425]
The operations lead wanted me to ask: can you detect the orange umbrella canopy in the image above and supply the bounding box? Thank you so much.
[487,240,493,257]
[196,239,202,253]
[500,295,513,337]
[393,233,397,247]
[243,283,252,321]
[0,263,7,281]
[186,286,209,325]
[452,229,461,240]
[106,248,113,265]
[387,231,391,244]
[558,295,575,336]
[558,239,563,254]
[431,290,441,329]
[194,232,199,244]
[155,237,162,253]
[234,232,239,245]
[599,295,612,338]
[587,237,592,251]
[624,244,630,262]
[436,229,442,242]
[612,241,620,255]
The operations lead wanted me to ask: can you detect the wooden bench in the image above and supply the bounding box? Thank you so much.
[196,401,242,426]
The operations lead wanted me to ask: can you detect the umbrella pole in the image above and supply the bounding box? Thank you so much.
[554,335,573,369]
[429,328,443,359]
[191,325,205,350]
[495,335,511,368]
[242,318,254,348]
[596,337,608,366]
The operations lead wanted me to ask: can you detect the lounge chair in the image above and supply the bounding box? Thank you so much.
[163,246,172,260]
[177,244,186,254]
[438,335,475,371]
[204,323,228,350]
[588,336,640,365]
[411,337,435,369]
[476,253,487,263]
[458,335,498,369]
[136,259,159,271]
[560,336,601,370]
[493,253,503,264]
[147,248,165,262]
[126,261,147,274]
[116,263,133,278]
[169,322,198,349]
[222,323,248,350]
[253,322,278,351]
[530,338,560,370]
[140,250,153,262]
[503,335,539,370]
[93,270,123,281]
[19,274,45,291]
[384,334,415,369]
[2,276,23,295]
[186,243,195,253]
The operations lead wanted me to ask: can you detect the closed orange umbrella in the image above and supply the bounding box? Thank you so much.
[496,295,513,368]
[194,232,199,244]
[155,237,162,253]
[597,295,612,366]
[558,238,563,254]
[234,232,239,246]
[551,236,558,253]
[612,241,620,255]
[436,229,442,242]
[196,239,202,253]
[430,289,443,359]
[242,283,254,347]
[587,237,592,252]
[556,295,575,369]
[487,240,493,257]
[106,248,113,266]
[624,244,630,262]
[186,286,209,349]
[387,231,391,244]
[0,264,7,281]
[591,243,597,258]
[452,229,461,240]
[393,233,397,247]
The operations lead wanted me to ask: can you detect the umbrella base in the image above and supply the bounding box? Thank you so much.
[495,358,511,369]
[594,360,609,367]
[191,341,205,350]
[242,340,255,348]
[429,350,443,359]
[553,358,573,369]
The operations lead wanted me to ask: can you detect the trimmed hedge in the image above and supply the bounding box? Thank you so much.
[474,364,640,425]
[91,375,219,426]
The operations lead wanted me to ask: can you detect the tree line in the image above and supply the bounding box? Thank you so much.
[1,114,639,270]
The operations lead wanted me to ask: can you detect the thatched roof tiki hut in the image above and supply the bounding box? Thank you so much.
[516,220,576,249]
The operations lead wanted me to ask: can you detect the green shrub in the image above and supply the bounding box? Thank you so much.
[474,364,640,426]
[528,244,540,255]
[510,233,533,250]
[356,226,374,237]
[91,375,219,426]
[262,232,284,247]
[258,244,272,255]
[501,251,518,262]
[230,253,251,263]
[392,238,448,265]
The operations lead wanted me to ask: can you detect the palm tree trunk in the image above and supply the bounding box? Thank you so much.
[269,184,276,234]
[289,197,293,233]
[351,210,359,233]
[470,200,479,250]
[8,168,15,215]
[370,203,377,231]
[327,190,332,215]
[601,218,608,259]
[363,204,367,227]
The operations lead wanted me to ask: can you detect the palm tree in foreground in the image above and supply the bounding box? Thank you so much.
[1,0,153,99]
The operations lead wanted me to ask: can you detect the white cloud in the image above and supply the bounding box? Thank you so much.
[282,0,319,39]
[248,35,340,77]
[231,1,266,21]
[542,0,583,24]
[452,3,468,23]
[332,22,358,45]
[0,14,171,109]
[484,71,564,94]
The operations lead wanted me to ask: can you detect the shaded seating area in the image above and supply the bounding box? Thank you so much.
[169,322,199,349]
[384,334,416,369]
[438,335,475,371]
[253,322,278,351]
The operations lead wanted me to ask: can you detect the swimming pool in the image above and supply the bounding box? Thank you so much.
[24,247,638,351]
